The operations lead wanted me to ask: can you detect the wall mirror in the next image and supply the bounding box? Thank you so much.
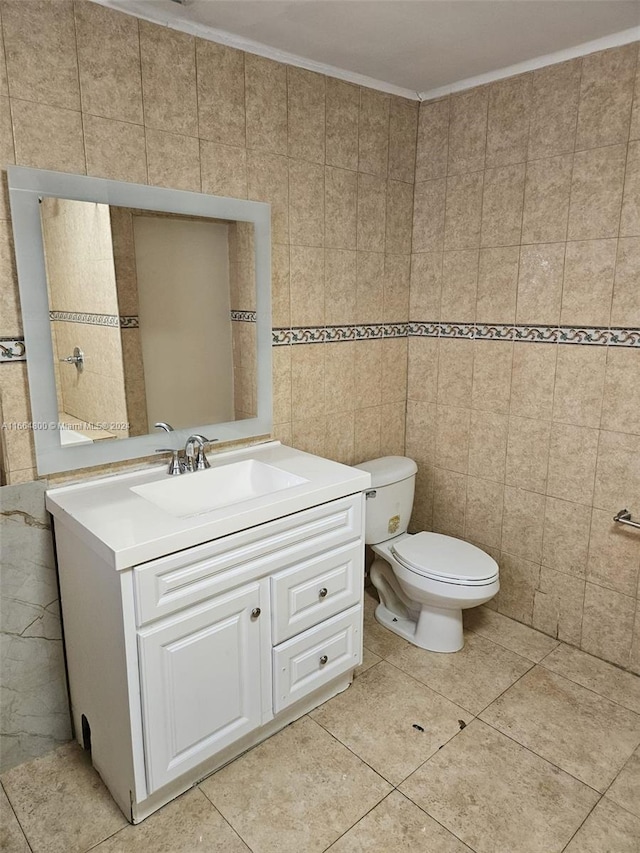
[8,166,272,475]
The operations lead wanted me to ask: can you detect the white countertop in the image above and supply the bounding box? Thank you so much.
[45,442,371,570]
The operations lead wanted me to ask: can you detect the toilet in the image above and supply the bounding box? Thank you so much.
[355,456,499,653]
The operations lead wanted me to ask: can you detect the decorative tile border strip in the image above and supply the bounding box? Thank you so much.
[513,325,559,343]
[272,322,640,347]
[119,315,139,329]
[230,310,257,323]
[48,311,140,329]
[609,328,640,347]
[49,310,120,327]
[0,338,26,362]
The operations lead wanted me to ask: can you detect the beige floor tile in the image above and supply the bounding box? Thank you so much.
[326,790,472,852]
[0,783,29,853]
[400,720,598,853]
[464,605,559,662]
[387,631,533,714]
[310,661,471,785]
[564,798,640,853]
[480,667,640,791]
[92,788,249,852]
[354,646,381,678]
[0,742,126,853]
[199,716,391,853]
[541,643,640,715]
[607,747,640,819]
[362,588,411,659]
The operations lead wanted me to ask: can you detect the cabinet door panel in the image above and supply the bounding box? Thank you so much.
[138,583,266,792]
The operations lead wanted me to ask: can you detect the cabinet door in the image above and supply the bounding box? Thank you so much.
[138,582,267,792]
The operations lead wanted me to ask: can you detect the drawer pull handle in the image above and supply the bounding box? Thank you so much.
[251,607,261,619]
[318,587,328,598]
[319,655,328,665]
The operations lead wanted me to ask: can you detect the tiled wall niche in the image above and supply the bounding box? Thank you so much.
[406,43,640,675]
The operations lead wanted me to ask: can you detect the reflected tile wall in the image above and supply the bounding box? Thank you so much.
[408,42,640,674]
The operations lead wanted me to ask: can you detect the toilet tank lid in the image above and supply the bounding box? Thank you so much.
[354,456,418,488]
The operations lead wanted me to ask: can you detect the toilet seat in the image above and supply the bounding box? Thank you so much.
[390,532,498,586]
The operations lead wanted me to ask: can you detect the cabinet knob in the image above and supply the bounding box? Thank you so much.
[251,607,261,619]
[319,655,328,665]
[318,587,328,598]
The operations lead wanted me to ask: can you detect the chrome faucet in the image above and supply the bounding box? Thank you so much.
[154,423,217,475]
[185,434,212,471]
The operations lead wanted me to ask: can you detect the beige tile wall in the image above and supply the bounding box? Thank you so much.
[1,1,638,676]
[0,0,417,483]
[407,43,640,673]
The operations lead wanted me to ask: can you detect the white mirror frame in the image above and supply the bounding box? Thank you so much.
[8,166,272,475]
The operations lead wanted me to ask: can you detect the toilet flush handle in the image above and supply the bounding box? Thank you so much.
[365,490,377,499]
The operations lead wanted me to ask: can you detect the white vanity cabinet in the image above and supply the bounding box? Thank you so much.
[47,445,369,824]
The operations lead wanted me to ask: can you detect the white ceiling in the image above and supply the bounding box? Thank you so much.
[97,0,640,98]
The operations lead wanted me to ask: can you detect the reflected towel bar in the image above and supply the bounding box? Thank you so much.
[613,509,640,530]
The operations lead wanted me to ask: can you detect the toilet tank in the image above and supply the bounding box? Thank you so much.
[354,456,418,544]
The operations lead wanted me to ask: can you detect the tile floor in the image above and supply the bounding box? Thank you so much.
[2,588,640,853]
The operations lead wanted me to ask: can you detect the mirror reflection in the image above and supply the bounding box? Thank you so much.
[40,198,257,446]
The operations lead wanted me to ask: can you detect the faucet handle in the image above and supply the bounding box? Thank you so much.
[155,447,183,476]
[185,434,217,471]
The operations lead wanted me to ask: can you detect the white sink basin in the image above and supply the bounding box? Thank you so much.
[131,459,309,518]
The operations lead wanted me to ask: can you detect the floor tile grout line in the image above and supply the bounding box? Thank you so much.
[0,779,34,853]
[381,656,484,717]
[311,665,478,788]
[599,791,640,822]
[558,795,601,853]
[462,620,561,665]
[197,784,254,852]
[318,789,395,853]
[307,709,415,789]
[478,714,607,797]
[398,786,481,853]
[537,656,640,717]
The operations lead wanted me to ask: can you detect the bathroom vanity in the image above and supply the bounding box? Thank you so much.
[46,442,370,823]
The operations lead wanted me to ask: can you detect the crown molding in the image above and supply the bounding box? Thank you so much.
[418,25,640,101]
[91,3,639,104]
[90,0,421,99]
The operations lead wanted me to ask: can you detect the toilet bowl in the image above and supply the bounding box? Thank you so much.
[355,457,499,653]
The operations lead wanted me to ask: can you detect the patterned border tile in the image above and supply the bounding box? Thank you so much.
[476,324,515,341]
[290,326,325,345]
[558,326,610,345]
[230,310,257,323]
[49,310,120,327]
[609,328,640,347]
[0,337,26,362]
[384,322,409,338]
[439,322,475,339]
[408,322,439,337]
[513,325,559,343]
[119,315,139,329]
[273,322,640,347]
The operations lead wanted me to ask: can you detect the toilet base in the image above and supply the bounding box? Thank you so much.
[375,601,464,653]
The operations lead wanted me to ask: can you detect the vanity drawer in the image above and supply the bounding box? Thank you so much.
[134,495,362,626]
[270,542,363,644]
[273,605,362,714]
